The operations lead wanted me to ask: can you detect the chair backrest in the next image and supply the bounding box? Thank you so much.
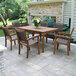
[70,27,74,37]
[54,23,63,31]
[40,21,48,27]
[2,27,10,37]
[20,22,29,27]
[12,22,21,27]
[15,29,26,42]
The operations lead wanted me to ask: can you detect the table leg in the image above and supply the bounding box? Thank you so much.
[42,33,44,52]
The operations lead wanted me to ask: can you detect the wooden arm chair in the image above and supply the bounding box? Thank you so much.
[15,29,40,58]
[40,21,48,27]
[53,27,74,56]
[2,27,18,50]
[46,23,63,42]
[12,22,21,27]
[20,22,29,27]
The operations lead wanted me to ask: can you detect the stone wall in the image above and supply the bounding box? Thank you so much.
[28,3,63,24]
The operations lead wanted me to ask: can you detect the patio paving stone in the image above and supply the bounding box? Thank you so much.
[0,37,76,76]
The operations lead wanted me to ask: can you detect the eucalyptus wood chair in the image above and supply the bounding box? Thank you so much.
[2,27,18,50]
[20,22,29,26]
[12,22,21,27]
[12,22,29,28]
[46,23,63,42]
[53,28,74,56]
[40,21,48,27]
[15,29,40,58]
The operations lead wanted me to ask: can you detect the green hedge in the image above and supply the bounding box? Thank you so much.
[43,18,55,27]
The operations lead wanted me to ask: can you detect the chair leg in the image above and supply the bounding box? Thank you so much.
[46,36,48,43]
[21,44,23,48]
[69,43,70,51]
[57,43,59,50]
[14,40,16,45]
[29,47,30,50]
[53,39,56,55]
[19,44,21,55]
[67,45,69,56]
[40,33,42,41]
[10,41,12,50]
[26,46,29,58]
[38,41,40,54]
[5,37,7,47]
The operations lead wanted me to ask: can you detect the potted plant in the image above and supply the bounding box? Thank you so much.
[33,18,41,28]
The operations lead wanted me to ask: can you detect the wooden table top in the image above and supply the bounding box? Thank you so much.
[18,26,59,33]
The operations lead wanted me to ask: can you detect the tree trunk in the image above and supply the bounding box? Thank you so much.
[0,14,6,27]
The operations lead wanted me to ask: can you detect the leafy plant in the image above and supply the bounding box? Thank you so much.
[33,18,41,28]
[43,18,55,27]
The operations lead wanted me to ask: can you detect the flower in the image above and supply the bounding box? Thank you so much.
[33,18,41,28]
[37,19,40,23]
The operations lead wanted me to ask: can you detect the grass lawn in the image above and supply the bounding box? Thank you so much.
[0,22,3,26]
[0,18,26,37]
[0,18,26,27]
[0,29,4,37]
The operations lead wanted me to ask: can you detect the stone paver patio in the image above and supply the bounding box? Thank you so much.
[0,37,76,76]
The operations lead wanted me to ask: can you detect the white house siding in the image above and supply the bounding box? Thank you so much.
[63,0,72,26]
[71,0,76,39]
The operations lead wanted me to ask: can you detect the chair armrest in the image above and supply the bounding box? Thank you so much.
[26,33,29,35]
[26,33,29,38]
[58,32,70,36]
[10,33,16,36]
[55,35,70,39]
[27,35,40,40]
[9,30,16,33]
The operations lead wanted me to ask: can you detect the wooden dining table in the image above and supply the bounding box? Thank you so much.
[18,26,59,52]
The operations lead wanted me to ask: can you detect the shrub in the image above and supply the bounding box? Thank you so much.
[43,18,55,27]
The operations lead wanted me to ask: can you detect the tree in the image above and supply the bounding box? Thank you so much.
[0,14,6,27]
[0,0,23,23]
[0,0,30,26]
[0,0,5,3]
